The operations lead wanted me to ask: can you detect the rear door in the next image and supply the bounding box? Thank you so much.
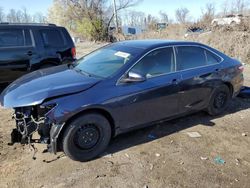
[175,45,223,114]
[0,27,35,83]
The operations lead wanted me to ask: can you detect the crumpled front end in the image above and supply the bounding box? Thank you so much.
[11,104,63,154]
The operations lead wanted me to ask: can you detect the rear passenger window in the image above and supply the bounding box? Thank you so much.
[0,29,24,47]
[40,29,64,47]
[205,50,221,65]
[131,47,175,77]
[176,46,206,70]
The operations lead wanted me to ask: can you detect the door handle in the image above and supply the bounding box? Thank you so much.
[172,78,179,84]
[26,51,33,56]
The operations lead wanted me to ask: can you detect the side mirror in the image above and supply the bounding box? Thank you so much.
[120,72,146,83]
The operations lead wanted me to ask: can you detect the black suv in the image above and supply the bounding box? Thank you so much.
[0,23,75,83]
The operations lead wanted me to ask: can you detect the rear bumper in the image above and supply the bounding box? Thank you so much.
[232,74,244,97]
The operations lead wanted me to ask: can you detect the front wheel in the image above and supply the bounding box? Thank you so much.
[62,113,111,162]
[207,85,231,116]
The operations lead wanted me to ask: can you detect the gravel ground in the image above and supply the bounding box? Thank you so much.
[0,43,249,188]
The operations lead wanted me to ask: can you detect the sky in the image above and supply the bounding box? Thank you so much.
[0,0,52,14]
[0,0,221,20]
[133,0,219,21]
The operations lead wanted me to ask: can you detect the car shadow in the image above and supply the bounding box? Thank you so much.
[104,97,250,156]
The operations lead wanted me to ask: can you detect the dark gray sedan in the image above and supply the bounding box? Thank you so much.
[0,40,244,161]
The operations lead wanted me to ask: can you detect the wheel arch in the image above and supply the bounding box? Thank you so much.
[223,81,234,97]
[56,107,116,150]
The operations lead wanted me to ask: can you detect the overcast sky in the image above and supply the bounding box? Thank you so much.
[0,0,223,20]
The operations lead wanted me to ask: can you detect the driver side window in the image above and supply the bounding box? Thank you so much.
[131,47,175,78]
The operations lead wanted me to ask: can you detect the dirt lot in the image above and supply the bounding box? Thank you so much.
[0,42,250,188]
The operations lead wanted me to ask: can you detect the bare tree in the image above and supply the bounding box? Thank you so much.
[221,0,230,16]
[106,0,141,31]
[175,7,189,24]
[21,7,31,23]
[48,0,141,41]
[6,9,18,22]
[145,14,158,30]
[201,3,215,24]
[232,0,247,14]
[0,7,5,22]
[33,12,47,23]
[123,10,145,27]
[221,0,249,15]
[159,11,168,23]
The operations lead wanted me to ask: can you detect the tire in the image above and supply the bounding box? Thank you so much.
[62,113,111,162]
[207,85,231,116]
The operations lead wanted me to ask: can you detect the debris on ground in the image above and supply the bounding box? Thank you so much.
[242,132,248,137]
[214,156,226,164]
[186,132,202,138]
[155,153,161,157]
[149,164,154,170]
[235,158,240,165]
[200,156,209,160]
[125,153,130,158]
[95,174,106,179]
[103,152,113,158]
[148,134,157,139]
[180,161,184,165]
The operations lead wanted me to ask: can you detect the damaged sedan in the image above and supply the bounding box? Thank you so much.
[0,40,244,161]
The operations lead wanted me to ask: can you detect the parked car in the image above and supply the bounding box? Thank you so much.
[0,23,75,84]
[211,14,243,26]
[0,40,244,161]
[184,27,206,37]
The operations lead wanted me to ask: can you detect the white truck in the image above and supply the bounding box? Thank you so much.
[211,14,243,26]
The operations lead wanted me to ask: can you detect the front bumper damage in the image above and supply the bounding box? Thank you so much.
[11,105,64,155]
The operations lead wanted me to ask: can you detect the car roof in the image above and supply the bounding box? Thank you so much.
[0,23,62,29]
[116,40,205,49]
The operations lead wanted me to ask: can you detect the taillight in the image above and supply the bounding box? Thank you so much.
[238,65,244,72]
[71,47,76,59]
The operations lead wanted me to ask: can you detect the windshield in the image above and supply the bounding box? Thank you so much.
[74,46,136,78]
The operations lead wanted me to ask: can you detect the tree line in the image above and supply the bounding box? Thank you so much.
[0,0,249,41]
[0,7,46,23]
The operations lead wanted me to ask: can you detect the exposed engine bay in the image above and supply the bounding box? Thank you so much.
[11,105,56,156]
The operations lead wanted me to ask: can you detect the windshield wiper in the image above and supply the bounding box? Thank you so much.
[79,69,92,77]
[73,67,92,77]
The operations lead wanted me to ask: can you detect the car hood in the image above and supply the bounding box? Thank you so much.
[0,65,101,108]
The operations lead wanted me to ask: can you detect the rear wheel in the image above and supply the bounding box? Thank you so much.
[207,85,231,116]
[62,113,111,162]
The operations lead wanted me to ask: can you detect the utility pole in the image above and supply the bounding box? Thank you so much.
[113,0,119,32]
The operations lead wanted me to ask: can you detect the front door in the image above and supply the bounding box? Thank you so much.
[113,47,182,130]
